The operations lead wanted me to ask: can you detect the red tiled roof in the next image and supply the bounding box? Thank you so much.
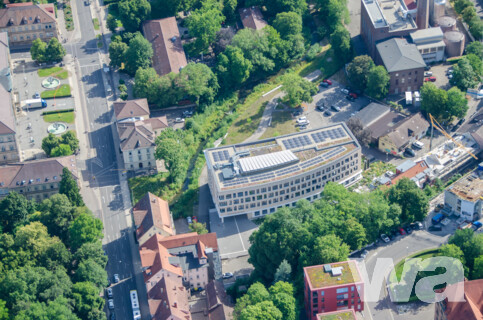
[391,160,428,184]
[239,7,267,30]
[159,232,219,252]
[142,17,187,76]
[113,99,150,121]
[148,276,191,320]
[133,192,174,241]
[140,234,184,280]
[443,279,483,320]
[0,3,55,26]
[404,0,417,10]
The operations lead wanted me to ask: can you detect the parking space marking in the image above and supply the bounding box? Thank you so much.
[234,217,246,252]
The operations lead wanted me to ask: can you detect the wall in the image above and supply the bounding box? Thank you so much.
[0,133,19,164]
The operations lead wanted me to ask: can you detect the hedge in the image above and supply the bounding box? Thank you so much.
[42,108,74,115]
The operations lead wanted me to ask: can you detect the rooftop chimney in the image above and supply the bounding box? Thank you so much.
[416,0,429,29]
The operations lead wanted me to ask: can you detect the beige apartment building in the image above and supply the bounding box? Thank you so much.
[0,2,58,47]
[0,32,19,164]
[204,123,362,221]
[0,155,78,201]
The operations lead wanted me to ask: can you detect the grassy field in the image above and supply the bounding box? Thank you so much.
[392,249,440,280]
[294,45,343,80]
[38,67,63,77]
[259,111,296,140]
[43,111,75,123]
[41,84,72,99]
[93,18,100,30]
[56,70,69,79]
[224,87,281,145]
[128,172,170,204]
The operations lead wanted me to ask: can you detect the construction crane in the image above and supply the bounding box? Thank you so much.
[428,113,478,160]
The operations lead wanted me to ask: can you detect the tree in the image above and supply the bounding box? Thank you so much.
[446,87,469,120]
[108,39,128,69]
[319,0,349,32]
[440,244,465,264]
[216,46,252,89]
[472,255,483,279]
[46,38,66,62]
[466,53,483,76]
[274,260,292,283]
[0,300,8,320]
[239,300,283,320]
[346,55,375,91]
[39,193,75,241]
[50,144,73,157]
[273,12,302,39]
[256,0,307,16]
[300,234,350,267]
[466,41,483,59]
[223,0,237,23]
[75,259,108,288]
[213,27,235,54]
[124,34,153,76]
[186,0,224,54]
[270,290,296,320]
[14,297,79,320]
[450,57,479,91]
[30,38,47,63]
[387,178,428,223]
[234,282,270,318]
[454,0,473,13]
[69,212,103,251]
[189,221,208,234]
[281,73,318,107]
[462,6,477,22]
[306,43,322,61]
[73,242,107,269]
[178,63,219,105]
[346,117,372,147]
[469,17,483,40]
[41,133,61,156]
[330,25,352,63]
[118,0,151,32]
[59,167,84,207]
[61,131,79,154]
[70,282,105,320]
[365,66,390,99]
[0,192,34,233]
[106,14,118,33]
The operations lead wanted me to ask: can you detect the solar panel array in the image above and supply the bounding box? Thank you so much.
[311,127,347,144]
[223,177,249,187]
[282,135,312,149]
[212,150,230,162]
[299,146,346,169]
[275,165,299,176]
[249,172,276,183]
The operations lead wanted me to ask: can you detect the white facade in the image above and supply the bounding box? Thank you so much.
[123,146,156,171]
[205,124,362,221]
[410,28,445,63]
[444,169,483,222]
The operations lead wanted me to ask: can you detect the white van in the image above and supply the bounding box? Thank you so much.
[412,141,424,149]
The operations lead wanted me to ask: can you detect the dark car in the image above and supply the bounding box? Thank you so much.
[324,110,332,116]
[320,82,329,88]
[405,226,413,234]
[411,221,423,230]
[317,105,325,111]
[346,95,355,102]
[424,65,431,71]
[428,225,443,232]
[331,105,340,112]
[404,148,415,157]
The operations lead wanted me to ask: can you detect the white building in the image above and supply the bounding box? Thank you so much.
[204,123,362,221]
[444,164,483,222]
[410,27,446,63]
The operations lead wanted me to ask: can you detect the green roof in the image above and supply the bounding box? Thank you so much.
[306,261,361,289]
[317,310,356,320]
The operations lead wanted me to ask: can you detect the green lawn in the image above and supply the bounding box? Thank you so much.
[41,84,72,99]
[128,173,170,204]
[392,249,440,280]
[38,67,63,77]
[224,86,281,145]
[293,45,344,80]
[93,18,100,30]
[43,111,75,123]
[56,70,69,79]
[260,111,296,140]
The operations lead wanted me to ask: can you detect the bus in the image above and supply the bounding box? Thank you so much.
[130,290,141,320]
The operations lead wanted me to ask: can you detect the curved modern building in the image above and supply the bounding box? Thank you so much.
[204,123,362,221]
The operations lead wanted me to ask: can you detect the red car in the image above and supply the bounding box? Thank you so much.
[192,216,198,223]
[322,79,332,85]
[398,227,406,235]
[424,76,436,82]
[349,92,357,99]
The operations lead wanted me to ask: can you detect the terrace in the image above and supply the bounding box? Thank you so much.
[305,261,361,289]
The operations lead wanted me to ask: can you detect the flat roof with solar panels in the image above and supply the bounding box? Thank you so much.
[204,123,361,192]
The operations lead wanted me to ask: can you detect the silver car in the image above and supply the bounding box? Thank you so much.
[108,299,114,310]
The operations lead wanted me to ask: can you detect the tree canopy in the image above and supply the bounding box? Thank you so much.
[216,46,253,90]
[118,0,151,32]
[420,83,468,122]
[281,73,318,107]
[124,34,153,76]
[59,167,84,207]
[346,55,376,91]
[30,38,66,63]
[450,57,480,91]
[365,66,390,100]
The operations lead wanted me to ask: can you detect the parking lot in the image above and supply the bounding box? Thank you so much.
[12,59,76,160]
[150,106,195,130]
[424,64,452,89]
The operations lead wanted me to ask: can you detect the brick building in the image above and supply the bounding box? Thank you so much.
[434,279,483,320]
[304,261,364,320]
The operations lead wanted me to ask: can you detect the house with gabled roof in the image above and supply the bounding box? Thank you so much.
[147,276,191,320]
[239,7,267,30]
[376,38,426,94]
[0,2,58,47]
[133,192,174,245]
[114,99,168,173]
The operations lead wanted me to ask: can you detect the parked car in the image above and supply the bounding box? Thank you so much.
[113,274,119,283]
[322,79,332,85]
[324,110,332,116]
[360,250,369,259]
[192,216,198,223]
[432,213,444,225]
[186,216,192,224]
[320,82,329,88]
[317,105,325,111]
[404,148,415,157]
[183,110,193,117]
[222,272,234,279]
[428,225,443,232]
[34,92,40,99]
[424,71,433,77]
[110,314,116,320]
[404,226,413,234]
[381,234,390,243]
[473,221,482,230]
[428,76,436,82]
[108,299,114,310]
[175,118,185,123]
[411,221,423,230]
[385,171,395,177]
[331,105,341,112]
[398,227,407,235]
[349,92,358,99]
[346,95,355,102]
[340,88,349,95]
[106,288,113,298]
[412,141,424,149]
[424,65,431,71]
[292,110,303,117]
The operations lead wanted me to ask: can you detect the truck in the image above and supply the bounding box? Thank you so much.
[405,91,412,105]
[23,99,47,109]
[432,213,444,225]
